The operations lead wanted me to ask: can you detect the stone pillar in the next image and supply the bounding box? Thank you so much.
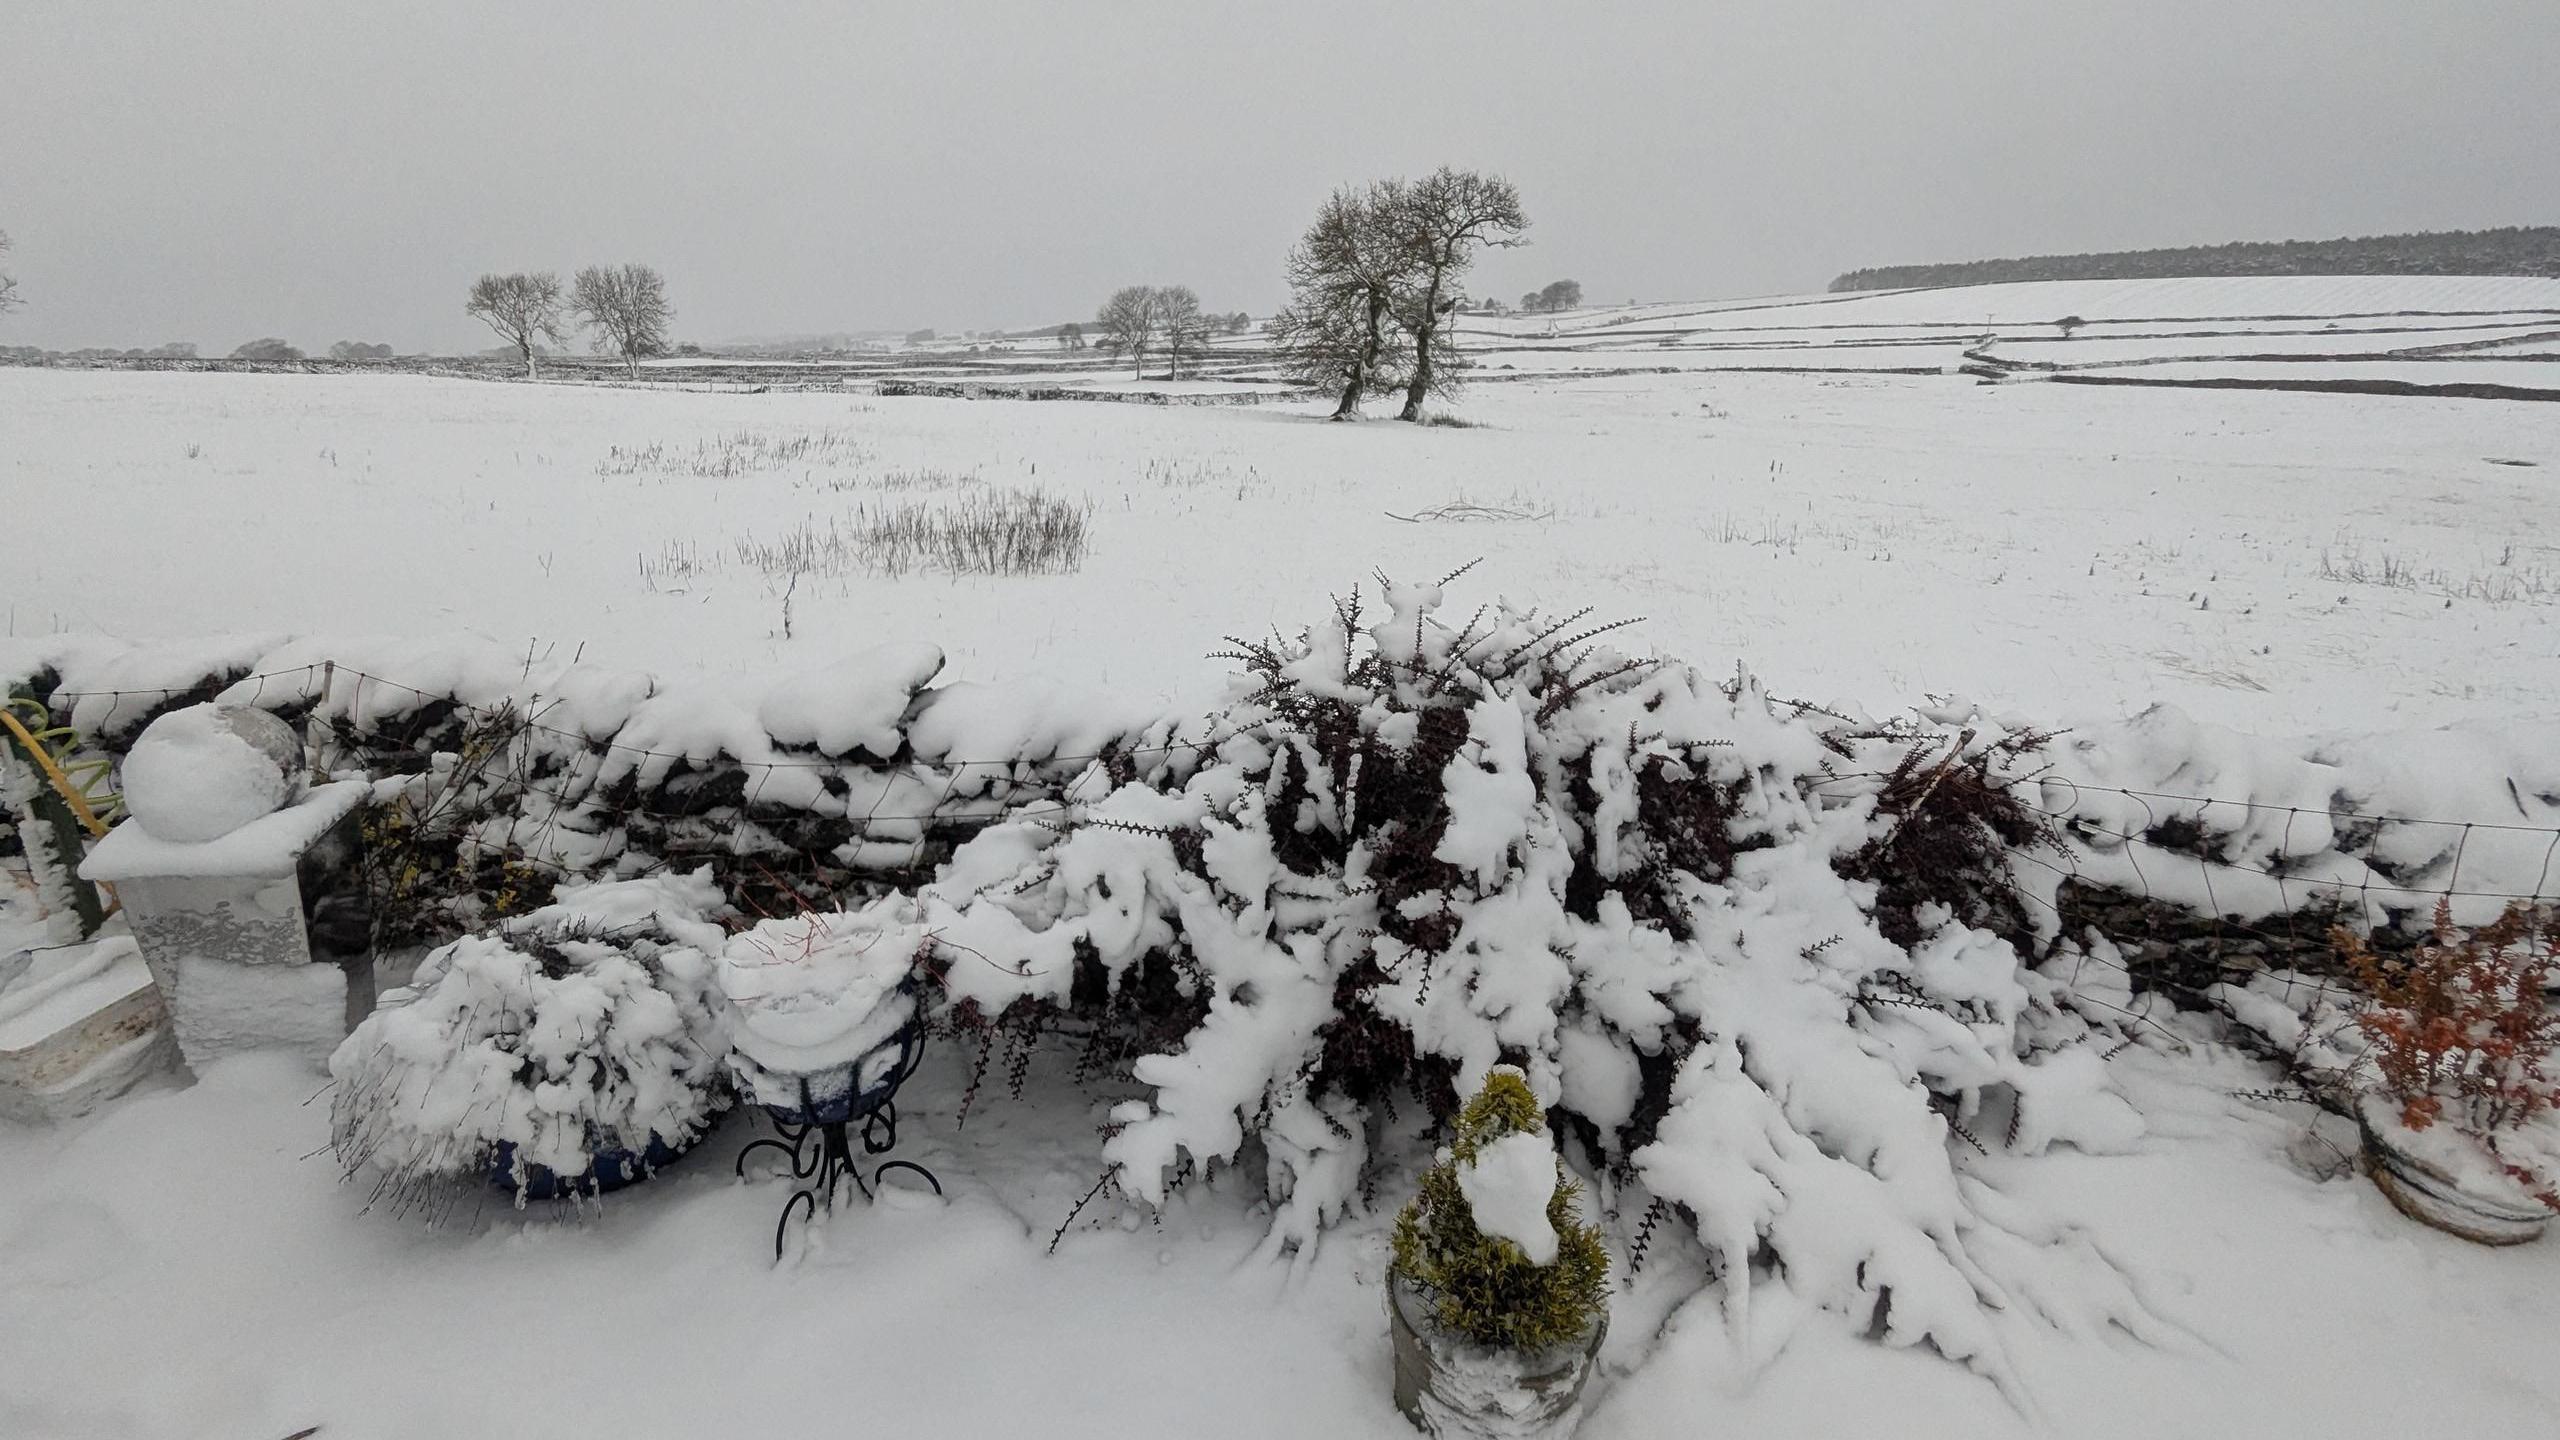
[77,704,371,1075]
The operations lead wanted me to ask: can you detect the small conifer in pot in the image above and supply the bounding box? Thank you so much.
[1388,1066,1609,1434]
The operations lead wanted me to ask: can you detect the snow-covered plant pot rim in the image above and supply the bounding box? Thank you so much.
[727,992,925,1125]
[2357,1097,2554,1246]
[717,907,930,1071]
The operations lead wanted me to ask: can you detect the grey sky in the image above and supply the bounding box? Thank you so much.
[5,1,2555,352]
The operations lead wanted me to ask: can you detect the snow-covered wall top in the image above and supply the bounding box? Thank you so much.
[8,630,2558,933]
[4,631,1183,939]
[2,632,1161,761]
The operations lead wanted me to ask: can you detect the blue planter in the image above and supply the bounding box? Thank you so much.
[489,1131,694,1200]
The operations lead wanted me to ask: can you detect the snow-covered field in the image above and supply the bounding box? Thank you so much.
[7,354,2556,737]
[6,278,2560,1440]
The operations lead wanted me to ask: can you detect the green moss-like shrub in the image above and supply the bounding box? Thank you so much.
[1391,1068,1610,1350]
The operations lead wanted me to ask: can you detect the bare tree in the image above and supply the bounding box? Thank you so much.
[570,264,672,376]
[465,271,568,377]
[1095,285,1159,377]
[229,337,304,362]
[1388,168,1527,421]
[328,340,394,361]
[1156,285,1208,379]
[1057,321,1085,350]
[1270,289,1413,417]
[1271,182,1418,419]
[0,230,21,317]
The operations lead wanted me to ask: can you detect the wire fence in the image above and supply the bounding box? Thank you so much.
[25,658,1334,948]
[2009,779,2559,1056]
[46,660,1254,775]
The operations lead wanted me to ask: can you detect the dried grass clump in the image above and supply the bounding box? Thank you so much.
[736,487,1093,579]
[598,428,871,479]
[854,488,1093,576]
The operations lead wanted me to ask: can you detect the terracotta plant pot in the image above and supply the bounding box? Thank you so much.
[2359,1111,2552,1247]
[1388,1273,1605,1438]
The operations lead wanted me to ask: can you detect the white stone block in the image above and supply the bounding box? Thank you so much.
[0,936,179,1123]
[162,954,348,1073]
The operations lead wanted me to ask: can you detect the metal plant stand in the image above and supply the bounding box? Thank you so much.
[734,1014,941,1259]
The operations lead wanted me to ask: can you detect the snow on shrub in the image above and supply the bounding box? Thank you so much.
[891,572,2161,1388]
[2338,900,2560,1209]
[327,870,733,1208]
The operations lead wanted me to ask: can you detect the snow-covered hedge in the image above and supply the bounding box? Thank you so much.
[855,577,2177,1389]
[11,583,2558,1387]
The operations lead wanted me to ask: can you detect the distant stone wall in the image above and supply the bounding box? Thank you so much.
[874,379,1287,405]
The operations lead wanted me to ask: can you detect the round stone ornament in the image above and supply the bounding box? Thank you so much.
[121,704,307,843]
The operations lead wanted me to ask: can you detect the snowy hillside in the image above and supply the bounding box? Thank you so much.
[1450,275,2560,391]
[1528,274,2560,330]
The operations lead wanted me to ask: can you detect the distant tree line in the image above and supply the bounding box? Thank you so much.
[0,232,415,365]
[0,339,411,365]
[1,341,198,363]
[1518,278,1581,313]
[229,339,398,362]
[1829,226,2560,292]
